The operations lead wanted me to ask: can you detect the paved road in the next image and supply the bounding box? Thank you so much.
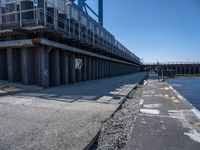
[126,74,200,150]
[0,72,147,150]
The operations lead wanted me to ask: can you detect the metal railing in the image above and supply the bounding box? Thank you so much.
[144,62,200,65]
[0,0,140,64]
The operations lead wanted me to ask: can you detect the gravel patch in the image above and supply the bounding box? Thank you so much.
[93,84,144,150]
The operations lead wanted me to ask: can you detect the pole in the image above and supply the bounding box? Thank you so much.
[98,0,103,26]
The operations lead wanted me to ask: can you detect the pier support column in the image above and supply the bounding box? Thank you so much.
[7,48,21,82]
[49,49,60,86]
[106,61,109,77]
[21,48,35,85]
[86,56,92,80]
[102,59,105,78]
[91,58,96,80]
[39,47,49,88]
[111,62,114,76]
[75,55,82,82]
[69,53,75,84]
[101,59,104,79]
[95,58,99,79]
[105,60,108,77]
[0,50,7,80]
[100,59,103,79]
[101,59,104,78]
[82,56,87,81]
[60,51,69,84]
[98,59,101,79]
[109,61,111,77]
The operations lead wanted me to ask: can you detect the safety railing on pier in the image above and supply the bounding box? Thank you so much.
[0,0,141,64]
[144,62,200,65]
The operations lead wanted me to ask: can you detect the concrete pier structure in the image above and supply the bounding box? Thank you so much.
[82,56,87,81]
[0,50,7,80]
[49,49,60,86]
[69,53,76,84]
[86,57,92,80]
[60,51,69,85]
[0,0,141,88]
[39,47,49,88]
[7,48,22,82]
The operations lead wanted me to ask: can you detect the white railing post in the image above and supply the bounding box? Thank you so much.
[54,3,57,30]
[69,6,71,36]
[14,1,17,24]
[0,0,2,26]
[35,0,38,25]
[19,1,22,27]
[44,0,46,26]
[79,15,81,40]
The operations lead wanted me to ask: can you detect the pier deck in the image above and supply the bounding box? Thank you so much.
[126,74,200,150]
[0,72,147,150]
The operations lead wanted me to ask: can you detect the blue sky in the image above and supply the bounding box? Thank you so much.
[86,0,200,63]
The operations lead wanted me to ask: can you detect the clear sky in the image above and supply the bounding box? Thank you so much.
[86,0,200,63]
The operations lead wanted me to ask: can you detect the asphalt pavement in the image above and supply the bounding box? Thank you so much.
[0,72,147,150]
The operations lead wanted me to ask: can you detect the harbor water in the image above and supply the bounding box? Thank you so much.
[167,77,200,110]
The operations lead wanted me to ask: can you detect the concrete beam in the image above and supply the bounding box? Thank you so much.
[39,38,139,66]
[0,39,35,49]
[0,39,140,67]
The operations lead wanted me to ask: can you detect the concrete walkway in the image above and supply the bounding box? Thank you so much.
[0,72,147,150]
[126,74,200,150]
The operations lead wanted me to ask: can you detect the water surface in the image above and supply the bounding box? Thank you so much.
[167,77,200,110]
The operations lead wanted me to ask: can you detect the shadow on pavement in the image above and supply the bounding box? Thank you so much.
[12,72,148,103]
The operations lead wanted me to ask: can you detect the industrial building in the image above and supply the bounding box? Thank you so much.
[0,0,141,88]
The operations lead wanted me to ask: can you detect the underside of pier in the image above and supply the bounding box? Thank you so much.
[0,38,140,88]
